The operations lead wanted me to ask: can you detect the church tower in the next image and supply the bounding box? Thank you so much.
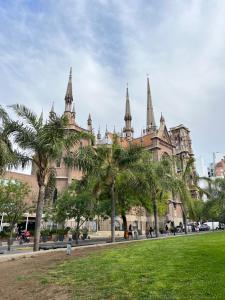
[64,67,75,124]
[146,76,156,133]
[87,113,92,132]
[123,84,133,141]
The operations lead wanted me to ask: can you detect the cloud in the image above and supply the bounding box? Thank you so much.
[0,0,225,166]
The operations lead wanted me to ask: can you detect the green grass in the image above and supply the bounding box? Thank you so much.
[43,232,225,299]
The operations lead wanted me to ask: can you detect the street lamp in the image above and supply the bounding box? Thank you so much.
[24,213,29,231]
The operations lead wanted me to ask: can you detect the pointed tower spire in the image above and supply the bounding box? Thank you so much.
[124,83,132,122]
[97,127,101,141]
[123,83,133,141]
[49,101,55,118]
[65,67,73,112]
[87,113,92,125]
[105,125,109,139]
[50,101,54,113]
[87,113,92,132]
[160,112,165,124]
[146,76,156,133]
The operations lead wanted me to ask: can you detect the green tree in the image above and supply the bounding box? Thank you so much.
[0,105,23,174]
[136,154,172,237]
[172,157,198,234]
[75,136,143,242]
[54,180,96,244]
[4,104,90,251]
[0,180,30,251]
[202,178,225,223]
[116,169,144,238]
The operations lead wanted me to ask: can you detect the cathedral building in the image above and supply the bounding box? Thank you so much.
[94,73,194,234]
[3,68,195,235]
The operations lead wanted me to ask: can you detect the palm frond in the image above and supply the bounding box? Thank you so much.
[10,104,41,131]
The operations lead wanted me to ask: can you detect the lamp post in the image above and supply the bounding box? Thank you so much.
[0,213,4,232]
[24,213,29,231]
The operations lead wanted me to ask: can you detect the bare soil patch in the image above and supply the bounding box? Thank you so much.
[0,247,103,300]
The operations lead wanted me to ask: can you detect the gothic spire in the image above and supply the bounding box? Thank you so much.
[124,83,132,122]
[160,112,165,124]
[105,125,109,139]
[50,101,54,113]
[65,67,73,112]
[87,113,92,125]
[97,127,101,140]
[123,84,133,141]
[49,101,55,118]
[87,113,92,132]
[146,76,156,132]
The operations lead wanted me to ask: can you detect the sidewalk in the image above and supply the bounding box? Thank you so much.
[0,231,213,263]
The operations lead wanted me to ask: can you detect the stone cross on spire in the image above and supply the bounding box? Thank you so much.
[65,67,73,112]
[123,83,133,141]
[146,76,156,133]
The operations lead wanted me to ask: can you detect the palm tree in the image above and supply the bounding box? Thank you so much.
[133,153,173,237]
[5,104,90,251]
[201,178,225,224]
[172,157,198,234]
[0,105,23,174]
[76,136,143,242]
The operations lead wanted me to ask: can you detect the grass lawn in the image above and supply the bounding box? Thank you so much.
[43,232,225,299]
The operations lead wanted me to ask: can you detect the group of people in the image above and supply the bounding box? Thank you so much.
[145,226,154,238]
[145,222,183,238]
[127,224,139,240]
[16,228,30,243]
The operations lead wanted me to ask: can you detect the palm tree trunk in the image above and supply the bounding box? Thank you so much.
[153,197,159,237]
[111,181,116,243]
[33,185,45,251]
[182,207,188,234]
[75,221,80,245]
[122,214,128,239]
[7,228,13,251]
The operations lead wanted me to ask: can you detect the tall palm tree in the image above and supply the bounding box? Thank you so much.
[133,153,172,237]
[5,104,90,251]
[202,178,225,223]
[75,136,143,242]
[0,105,24,174]
[172,157,198,234]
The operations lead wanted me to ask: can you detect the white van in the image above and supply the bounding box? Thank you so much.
[204,222,219,230]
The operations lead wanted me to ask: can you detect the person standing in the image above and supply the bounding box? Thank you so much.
[66,238,72,255]
[149,226,153,238]
[128,224,133,240]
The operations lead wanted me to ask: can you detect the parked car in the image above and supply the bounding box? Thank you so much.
[199,224,210,231]
[204,222,219,230]
[219,223,225,230]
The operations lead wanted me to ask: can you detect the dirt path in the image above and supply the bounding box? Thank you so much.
[0,247,103,300]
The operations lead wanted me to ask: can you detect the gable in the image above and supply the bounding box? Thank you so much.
[157,124,172,146]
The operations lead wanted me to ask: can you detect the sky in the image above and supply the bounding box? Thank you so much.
[0,0,225,168]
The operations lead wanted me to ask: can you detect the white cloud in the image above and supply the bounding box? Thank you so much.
[0,0,225,165]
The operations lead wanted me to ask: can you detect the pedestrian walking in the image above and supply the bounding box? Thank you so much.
[128,224,133,240]
[165,224,168,234]
[149,226,153,238]
[66,238,72,255]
